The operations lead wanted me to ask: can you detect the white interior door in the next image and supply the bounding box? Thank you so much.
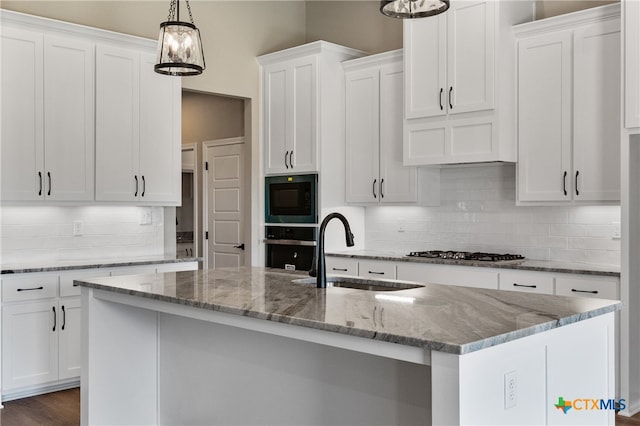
[204,141,245,269]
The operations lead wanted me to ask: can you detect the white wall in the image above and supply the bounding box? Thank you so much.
[365,164,621,267]
[0,206,165,265]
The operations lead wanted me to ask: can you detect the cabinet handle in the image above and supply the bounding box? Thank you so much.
[62,305,66,331]
[285,151,289,169]
[380,178,384,199]
[439,88,444,110]
[47,172,52,196]
[373,305,377,327]
[372,179,377,198]
[17,286,44,292]
[134,175,139,197]
[449,86,453,110]
[368,271,385,275]
[186,248,189,255]
[571,288,598,295]
[513,283,537,289]
[142,175,146,197]
[38,171,43,196]
[52,306,56,332]
[575,170,580,196]
[289,150,293,169]
[563,171,568,196]
[332,267,348,272]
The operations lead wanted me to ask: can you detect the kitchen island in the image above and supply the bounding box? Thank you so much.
[76,267,620,425]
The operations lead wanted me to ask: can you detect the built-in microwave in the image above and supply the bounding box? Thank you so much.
[265,174,317,224]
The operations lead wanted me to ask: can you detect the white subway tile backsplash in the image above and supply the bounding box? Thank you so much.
[365,164,621,267]
[1,206,165,265]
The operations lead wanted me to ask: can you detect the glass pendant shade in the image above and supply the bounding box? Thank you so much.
[155,0,205,76]
[380,0,450,18]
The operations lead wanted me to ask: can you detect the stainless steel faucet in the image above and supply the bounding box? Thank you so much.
[309,212,355,288]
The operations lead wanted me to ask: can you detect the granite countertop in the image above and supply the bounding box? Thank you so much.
[75,266,620,355]
[1,256,201,275]
[327,250,620,277]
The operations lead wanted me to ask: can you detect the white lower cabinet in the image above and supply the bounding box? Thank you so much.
[358,260,396,280]
[498,270,555,295]
[325,257,358,277]
[555,275,619,300]
[2,300,59,390]
[1,262,197,400]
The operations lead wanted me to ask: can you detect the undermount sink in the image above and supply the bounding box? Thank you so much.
[292,276,424,292]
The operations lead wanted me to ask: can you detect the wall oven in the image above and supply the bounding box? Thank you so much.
[265,174,317,224]
[265,226,316,271]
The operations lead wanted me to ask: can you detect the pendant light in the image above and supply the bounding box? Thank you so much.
[155,0,205,76]
[380,0,450,19]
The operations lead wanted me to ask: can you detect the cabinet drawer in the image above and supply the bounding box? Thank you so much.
[2,274,58,302]
[499,271,554,294]
[156,262,199,273]
[325,257,358,277]
[358,260,396,280]
[60,269,109,298]
[555,276,619,300]
[108,265,157,276]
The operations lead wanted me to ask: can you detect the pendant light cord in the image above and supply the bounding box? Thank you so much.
[166,0,196,24]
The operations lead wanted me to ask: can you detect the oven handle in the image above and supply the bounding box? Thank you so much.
[264,239,317,247]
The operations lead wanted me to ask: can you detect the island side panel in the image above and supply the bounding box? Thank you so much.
[431,313,615,425]
[81,288,159,426]
[157,312,432,426]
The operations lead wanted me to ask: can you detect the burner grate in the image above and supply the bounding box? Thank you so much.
[406,250,525,262]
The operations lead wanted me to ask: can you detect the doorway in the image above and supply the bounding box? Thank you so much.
[203,138,246,269]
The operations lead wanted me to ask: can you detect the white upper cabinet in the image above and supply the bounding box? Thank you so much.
[404,1,494,119]
[515,4,621,203]
[262,56,318,175]
[624,0,640,129]
[258,41,363,177]
[403,1,534,166]
[96,46,180,204]
[1,25,94,202]
[345,51,437,205]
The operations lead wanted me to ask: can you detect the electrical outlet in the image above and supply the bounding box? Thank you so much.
[72,221,83,236]
[504,371,517,409]
[612,222,621,239]
[139,208,152,225]
[398,220,406,233]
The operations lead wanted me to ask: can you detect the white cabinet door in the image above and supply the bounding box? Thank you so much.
[58,298,81,380]
[0,27,44,201]
[289,56,317,173]
[573,19,621,202]
[447,0,495,114]
[95,44,139,202]
[325,257,358,277]
[625,0,640,129]
[517,31,572,202]
[263,63,289,175]
[139,53,180,204]
[345,67,379,204]
[263,57,318,175]
[379,63,417,203]
[403,15,447,119]
[403,0,494,119]
[43,36,95,201]
[358,260,397,280]
[2,301,58,390]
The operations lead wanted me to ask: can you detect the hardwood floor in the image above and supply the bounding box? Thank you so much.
[1,387,640,425]
[0,388,79,426]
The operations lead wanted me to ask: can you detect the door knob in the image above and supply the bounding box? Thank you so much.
[234,243,245,250]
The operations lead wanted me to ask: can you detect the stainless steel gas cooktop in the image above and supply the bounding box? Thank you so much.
[406,250,525,262]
